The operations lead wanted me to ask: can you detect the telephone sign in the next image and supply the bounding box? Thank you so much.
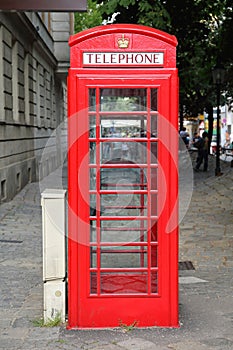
[68,24,179,328]
[82,52,164,66]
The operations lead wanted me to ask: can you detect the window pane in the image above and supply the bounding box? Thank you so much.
[100,220,148,243]
[89,89,96,111]
[100,246,148,268]
[90,168,96,190]
[151,113,157,138]
[151,168,158,190]
[151,89,158,111]
[151,193,158,216]
[100,272,148,294]
[151,246,158,268]
[150,220,158,242]
[151,271,158,293]
[100,88,147,111]
[100,168,147,191]
[100,115,147,138]
[90,222,96,243]
[101,142,147,163]
[101,193,147,217]
[150,142,158,164]
[90,247,97,268]
[90,194,96,216]
[90,272,97,294]
[89,142,96,164]
[89,115,96,138]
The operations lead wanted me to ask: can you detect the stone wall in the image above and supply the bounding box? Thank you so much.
[0,12,69,202]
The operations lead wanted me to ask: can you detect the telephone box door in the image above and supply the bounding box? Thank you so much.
[68,74,178,328]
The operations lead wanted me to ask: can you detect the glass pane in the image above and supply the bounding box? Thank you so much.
[100,272,148,294]
[100,246,147,268]
[90,221,96,242]
[150,220,158,242]
[90,247,97,268]
[89,88,96,111]
[90,272,97,294]
[100,220,148,243]
[100,139,111,161]
[151,168,158,190]
[151,89,158,111]
[100,88,147,111]
[151,113,158,138]
[150,142,158,164]
[151,246,158,268]
[100,168,147,191]
[90,168,96,190]
[89,142,96,164]
[101,142,147,163]
[90,194,96,216]
[101,193,147,217]
[151,271,158,293]
[100,115,147,138]
[89,115,96,138]
[151,194,157,216]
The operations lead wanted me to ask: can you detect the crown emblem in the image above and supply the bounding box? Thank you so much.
[117,34,129,49]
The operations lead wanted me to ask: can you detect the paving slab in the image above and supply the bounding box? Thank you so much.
[0,153,233,349]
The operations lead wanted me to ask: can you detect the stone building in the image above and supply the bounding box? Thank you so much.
[0,11,73,201]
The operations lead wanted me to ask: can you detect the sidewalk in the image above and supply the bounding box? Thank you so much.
[0,153,233,350]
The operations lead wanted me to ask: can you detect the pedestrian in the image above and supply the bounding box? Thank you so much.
[121,142,129,158]
[180,127,189,148]
[192,132,201,147]
[192,131,201,162]
[194,131,209,172]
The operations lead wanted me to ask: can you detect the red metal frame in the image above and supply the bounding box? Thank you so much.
[68,24,178,328]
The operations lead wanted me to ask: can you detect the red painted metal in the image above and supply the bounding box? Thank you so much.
[68,24,178,328]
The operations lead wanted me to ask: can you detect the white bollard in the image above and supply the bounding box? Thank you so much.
[43,280,66,323]
[41,189,67,322]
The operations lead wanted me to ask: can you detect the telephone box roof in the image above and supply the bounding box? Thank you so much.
[69,24,178,47]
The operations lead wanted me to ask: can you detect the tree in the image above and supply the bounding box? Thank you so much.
[74,0,103,33]
[96,0,170,29]
[96,0,231,112]
[165,1,225,120]
[218,0,233,103]
[76,0,232,135]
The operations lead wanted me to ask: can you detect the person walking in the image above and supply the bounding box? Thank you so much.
[192,131,201,163]
[194,131,209,172]
[180,127,189,148]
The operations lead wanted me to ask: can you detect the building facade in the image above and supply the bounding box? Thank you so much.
[0,11,72,202]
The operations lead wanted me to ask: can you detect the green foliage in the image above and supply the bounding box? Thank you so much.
[78,0,232,117]
[32,313,63,327]
[137,0,170,30]
[74,0,103,33]
[96,0,170,28]
[32,317,44,327]
[172,1,227,103]
[119,320,138,332]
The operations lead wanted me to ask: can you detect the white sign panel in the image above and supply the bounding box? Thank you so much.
[83,52,164,66]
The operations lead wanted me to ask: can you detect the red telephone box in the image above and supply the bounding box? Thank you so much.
[68,24,179,328]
